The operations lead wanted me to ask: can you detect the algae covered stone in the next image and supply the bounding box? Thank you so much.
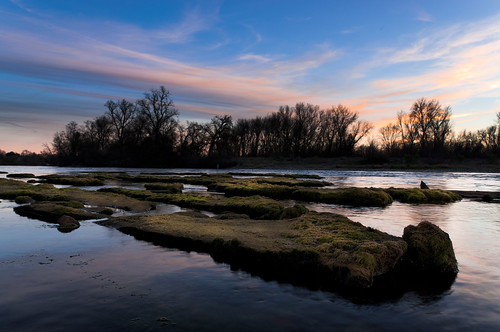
[402,221,458,279]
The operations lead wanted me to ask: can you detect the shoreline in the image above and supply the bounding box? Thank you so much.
[2,156,499,173]
[229,157,500,173]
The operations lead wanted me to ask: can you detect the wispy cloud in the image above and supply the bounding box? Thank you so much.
[238,53,273,63]
[9,0,35,14]
[416,10,433,22]
[0,11,334,126]
[341,26,362,35]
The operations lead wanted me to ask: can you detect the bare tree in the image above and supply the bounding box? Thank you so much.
[380,122,400,154]
[206,115,233,156]
[84,115,112,151]
[136,86,179,147]
[105,99,136,147]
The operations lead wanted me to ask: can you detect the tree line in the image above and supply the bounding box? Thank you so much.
[46,86,374,166]
[4,86,498,167]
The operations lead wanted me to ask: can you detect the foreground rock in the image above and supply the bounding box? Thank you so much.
[99,211,408,289]
[402,221,458,280]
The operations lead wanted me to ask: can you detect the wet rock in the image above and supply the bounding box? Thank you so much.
[402,221,458,280]
[57,215,80,228]
[420,181,429,189]
[6,173,35,178]
[99,208,114,215]
[15,196,35,204]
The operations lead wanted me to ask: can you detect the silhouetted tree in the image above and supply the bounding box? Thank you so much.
[136,86,179,150]
[105,99,136,149]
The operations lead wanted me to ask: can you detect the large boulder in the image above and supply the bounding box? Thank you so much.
[402,221,458,280]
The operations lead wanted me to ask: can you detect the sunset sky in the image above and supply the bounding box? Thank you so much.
[1,0,500,153]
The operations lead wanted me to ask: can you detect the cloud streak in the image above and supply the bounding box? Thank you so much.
[1,5,500,152]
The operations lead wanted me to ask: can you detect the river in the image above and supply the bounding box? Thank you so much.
[0,166,499,331]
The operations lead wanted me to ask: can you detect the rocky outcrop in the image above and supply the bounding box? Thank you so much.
[402,221,458,280]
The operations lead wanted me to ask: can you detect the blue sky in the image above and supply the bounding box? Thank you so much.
[1,0,500,152]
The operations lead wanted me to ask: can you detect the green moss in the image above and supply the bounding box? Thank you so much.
[356,252,376,271]
[64,200,85,208]
[100,211,407,289]
[98,187,154,200]
[144,182,184,193]
[229,172,322,179]
[384,188,461,204]
[14,201,99,222]
[281,204,308,219]
[39,174,105,186]
[255,178,330,187]
[14,195,34,204]
[294,187,393,207]
[403,221,458,276]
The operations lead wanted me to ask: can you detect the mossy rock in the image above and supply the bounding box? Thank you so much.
[100,211,407,289]
[13,201,101,223]
[385,188,461,204]
[293,187,393,207]
[255,178,330,187]
[281,204,308,219]
[6,173,35,178]
[144,182,184,193]
[99,208,114,215]
[215,212,250,220]
[15,195,35,204]
[402,221,458,279]
[38,174,105,186]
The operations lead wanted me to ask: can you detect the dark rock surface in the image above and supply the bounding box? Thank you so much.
[402,221,458,279]
[420,181,429,189]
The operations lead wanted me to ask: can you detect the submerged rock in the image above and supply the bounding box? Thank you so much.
[402,221,458,280]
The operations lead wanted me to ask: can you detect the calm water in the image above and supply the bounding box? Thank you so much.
[1,166,499,331]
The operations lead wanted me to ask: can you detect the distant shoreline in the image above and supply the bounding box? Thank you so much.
[0,156,499,173]
[230,157,500,173]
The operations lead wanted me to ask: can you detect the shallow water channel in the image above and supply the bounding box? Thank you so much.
[1,166,499,331]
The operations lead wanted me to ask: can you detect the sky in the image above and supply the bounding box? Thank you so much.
[1,0,500,153]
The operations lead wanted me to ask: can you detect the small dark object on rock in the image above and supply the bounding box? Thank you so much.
[420,181,429,189]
